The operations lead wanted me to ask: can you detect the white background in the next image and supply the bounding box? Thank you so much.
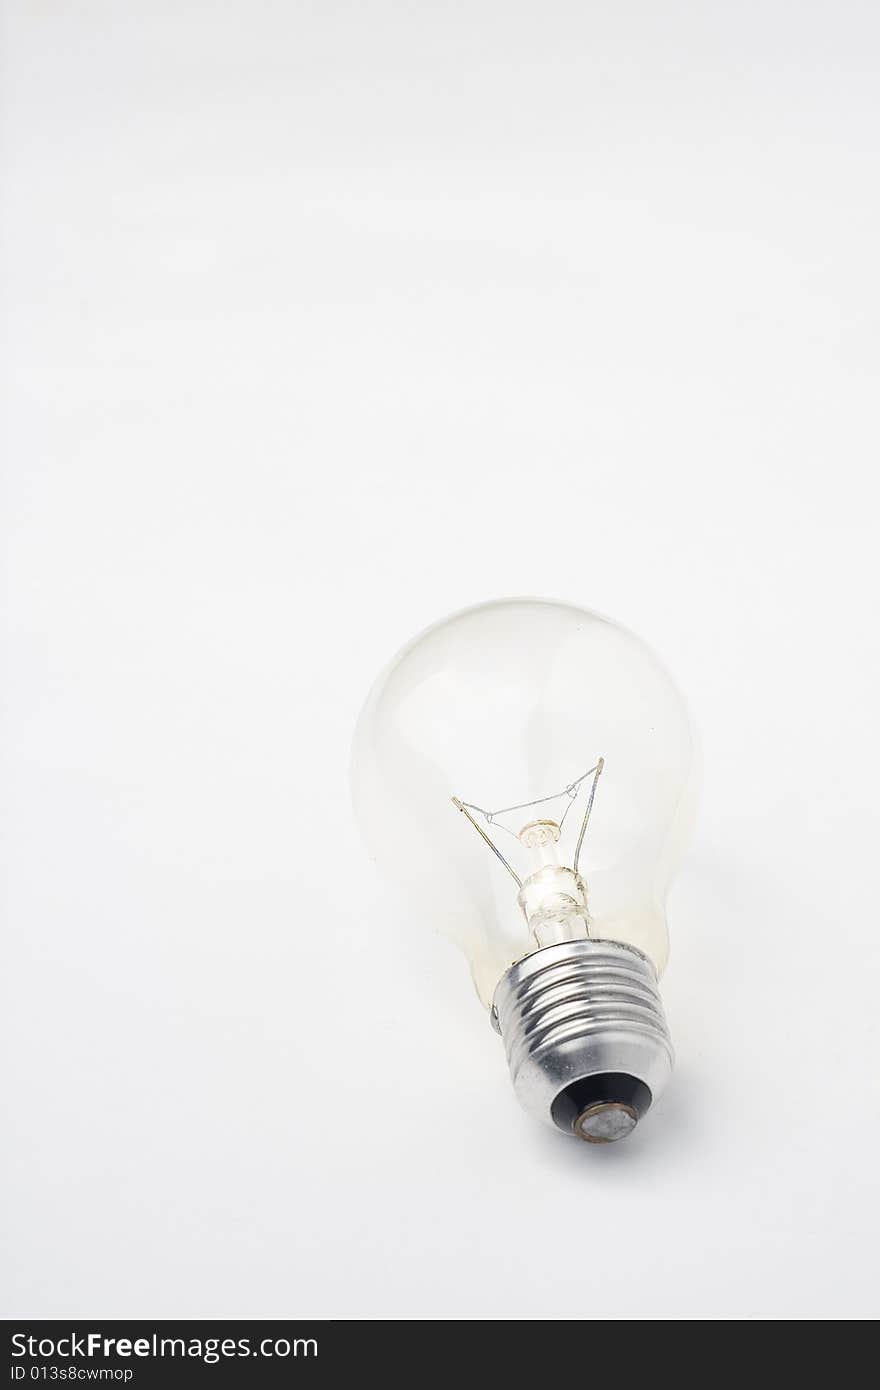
[2,1,879,1320]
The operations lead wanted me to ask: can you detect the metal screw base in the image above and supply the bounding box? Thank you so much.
[492,938,674,1140]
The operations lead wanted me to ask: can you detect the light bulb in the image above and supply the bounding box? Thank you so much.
[351,599,698,1144]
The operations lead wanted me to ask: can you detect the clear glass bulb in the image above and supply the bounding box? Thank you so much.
[351,598,699,1143]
